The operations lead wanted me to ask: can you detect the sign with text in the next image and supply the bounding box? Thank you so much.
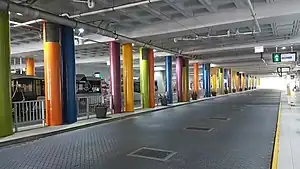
[272,52,297,63]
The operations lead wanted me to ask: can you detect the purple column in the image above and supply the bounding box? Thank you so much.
[176,56,183,102]
[110,41,121,114]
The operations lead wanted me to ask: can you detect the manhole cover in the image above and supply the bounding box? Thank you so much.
[209,117,230,121]
[128,147,176,161]
[185,127,214,132]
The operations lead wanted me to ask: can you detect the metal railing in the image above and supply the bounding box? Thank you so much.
[77,94,111,120]
[12,100,45,132]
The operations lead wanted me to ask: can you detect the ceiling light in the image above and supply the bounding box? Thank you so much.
[78,28,84,33]
[153,49,157,52]
[132,43,135,46]
[281,46,286,50]
[16,13,23,16]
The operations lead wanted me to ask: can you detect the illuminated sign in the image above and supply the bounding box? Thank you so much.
[272,52,297,62]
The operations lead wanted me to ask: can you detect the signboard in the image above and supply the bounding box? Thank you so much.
[254,46,264,53]
[272,52,297,63]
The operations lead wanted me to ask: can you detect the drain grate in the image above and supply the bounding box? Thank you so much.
[128,147,176,161]
[209,117,230,121]
[185,127,214,132]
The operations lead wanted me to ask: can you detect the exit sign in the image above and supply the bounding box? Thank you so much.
[272,52,297,63]
[272,53,281,62]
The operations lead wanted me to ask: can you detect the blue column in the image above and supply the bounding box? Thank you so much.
[165,56,173,104]
[224,68,228,90]
[61,26,77,124]
[202,63,211,97]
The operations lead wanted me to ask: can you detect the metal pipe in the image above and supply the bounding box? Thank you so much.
[11,19,43,27]
[245,0,261,33]
[69,0,162,18]
[0,0,191,58]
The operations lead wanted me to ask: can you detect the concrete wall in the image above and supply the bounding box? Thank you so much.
[154,71,166,93]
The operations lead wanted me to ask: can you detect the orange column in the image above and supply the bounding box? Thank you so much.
[148,49,155,108]
[43,22,62,126]
[193,63,199,93]
[26,58,35,76]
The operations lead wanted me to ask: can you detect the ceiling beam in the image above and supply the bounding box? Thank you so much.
[164,0,193,17]
[197,0,217,12]
[139,4,171,21]
[96,0,151,24]
[232,0,246,8]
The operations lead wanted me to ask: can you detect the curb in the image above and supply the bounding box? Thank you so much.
[0,90,254,148]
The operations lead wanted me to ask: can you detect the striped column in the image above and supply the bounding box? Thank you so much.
[122,43,134,112]
[0,9,13,137]
[202,63,211,97]
[26,58,35,76]
[193,63,199,94]
[148,49,155,108]
[43,22,62,126]
[61,25,77,124]
[110,41,122,114]
[176,56,183,102]
[140,48,150,108]
[165,56,173,104]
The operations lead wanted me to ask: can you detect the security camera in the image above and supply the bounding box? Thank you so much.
[87,0,95,8]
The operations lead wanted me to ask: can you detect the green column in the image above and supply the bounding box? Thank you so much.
[218,68,224,94]
[140,48,149,108]
[0,10,13,137]
[185,59,189,101]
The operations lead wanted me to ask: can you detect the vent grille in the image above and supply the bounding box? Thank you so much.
[128,147,176,161]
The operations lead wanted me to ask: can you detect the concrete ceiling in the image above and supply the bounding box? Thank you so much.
[5,0,300,76]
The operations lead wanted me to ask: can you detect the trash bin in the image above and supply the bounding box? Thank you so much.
[95,106,107,118]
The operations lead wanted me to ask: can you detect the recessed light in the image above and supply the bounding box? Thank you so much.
[153,49,157,52]
[281,46,286,50]
[16,13,23,16]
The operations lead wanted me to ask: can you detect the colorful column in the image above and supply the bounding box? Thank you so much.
[224,68,228,91]
[165,56,173,104]
[140,48,150,108]
[218,68,224,94]
[148,49,155,108]
[193,63,199,94]
[231,70,235,91]
[211,68,218,95]
[0,10,13,137]
[110,41,122,114]
[43,22,62,126]
[122,43,134,112]
[236,72,240,91]
[185,59,189,101]
[26,58,35,76]
[228,69,232,93]
[61,25,77,124]
[176,56,183,102]
[202,63,211,97]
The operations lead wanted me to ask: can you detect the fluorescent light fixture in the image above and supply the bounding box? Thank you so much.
[78,28,85,33]
[16,13,23,16]
[106,60,110,66]
[153,49,157,52]
[281,46,286,50]
[132,43,135,46]
[154,66,164,71]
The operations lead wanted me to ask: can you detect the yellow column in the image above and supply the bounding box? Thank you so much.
[122,43,134,112]
[26,58,35,76]
[211,68,218,95]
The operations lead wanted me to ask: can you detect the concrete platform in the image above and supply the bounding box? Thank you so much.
[0,89,280,169]
[278,92,300,169]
